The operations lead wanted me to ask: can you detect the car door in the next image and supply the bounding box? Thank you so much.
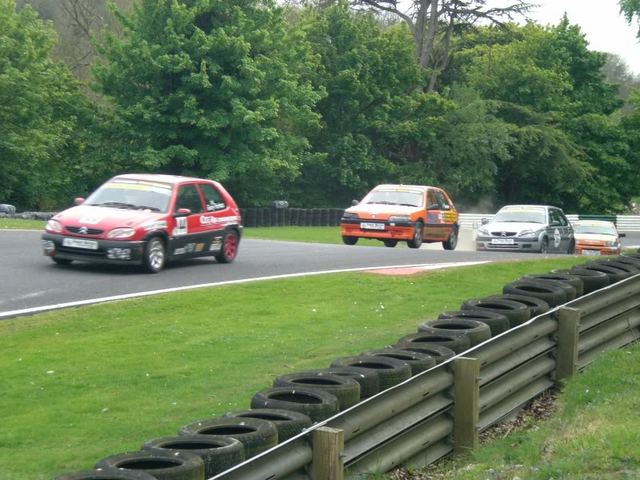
[548,208,566,252]
[198,182,233,254]
[425,189,453,240]
[170,182,207,257]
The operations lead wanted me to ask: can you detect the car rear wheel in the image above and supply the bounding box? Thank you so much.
[142,237,166,273]
[407,221,423,249]
[215,230,239,263]
[443,225,458,250]
[383,239,398,248]
[342,236,358,245]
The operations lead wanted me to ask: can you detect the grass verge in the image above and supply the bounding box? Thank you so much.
[1,258,587,479]
[0,218,45,230]
[404,341,640,480]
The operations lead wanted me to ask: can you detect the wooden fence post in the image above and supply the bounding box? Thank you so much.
[556,307,581,382]
[312,426,344,480]
[453,356,480,454]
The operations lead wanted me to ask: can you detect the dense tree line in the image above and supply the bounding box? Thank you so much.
[1,0,639,213]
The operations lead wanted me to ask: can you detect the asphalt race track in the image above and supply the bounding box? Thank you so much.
[1,229,639,317]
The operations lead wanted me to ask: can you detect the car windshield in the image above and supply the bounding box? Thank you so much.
[85,180,173,212]
[574,224,617,236]
[493,209,546,224]
[363,190,423,207]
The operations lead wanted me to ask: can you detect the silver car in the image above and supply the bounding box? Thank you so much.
[475,205,574,253]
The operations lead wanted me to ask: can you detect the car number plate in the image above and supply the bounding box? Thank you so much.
[491,238,514,245]
[360,222,385,230]
[582,249,600,256]
[63,238,99,250]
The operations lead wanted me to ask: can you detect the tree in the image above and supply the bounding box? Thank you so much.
[351,0,531,91]
[285,3,422,206]
[0,0,89,209]
[457,21,627,211]
[94,0,322,206]
[620,0,640,36]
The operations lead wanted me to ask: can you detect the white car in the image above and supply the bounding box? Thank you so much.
[475,205,575,254]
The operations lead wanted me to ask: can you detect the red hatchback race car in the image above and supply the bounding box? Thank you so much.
[41,174,242,273]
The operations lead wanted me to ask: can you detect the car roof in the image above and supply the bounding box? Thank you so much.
[112,173,214,185]
[573,220,616,227]
[499,204,558,211]
[373,184,440,191]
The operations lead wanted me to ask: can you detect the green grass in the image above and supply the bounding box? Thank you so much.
[0,258,587,479]
[243,225,385,246]
[413,342,640,480]
[0,218,45,229]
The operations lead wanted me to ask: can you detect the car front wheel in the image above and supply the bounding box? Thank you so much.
[407,221,423,249]
[142,237,166,273]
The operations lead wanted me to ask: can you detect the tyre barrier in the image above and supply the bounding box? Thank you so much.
[600,259,640,276]
[360,348,437,375]
[330,355,412,390]
[437,310,510,336]
[95,450,204,480]
[142,435,244,478]
[179,417,278,459]
[55,468,158,480]
[417,319,492,347]
[307,367,381,399]
[396,331,471,354]
[525,277,577,301]
[553,268,610,294]
[523,272,584,297]
[581,262,631,283]
[614,255,640,267]
[501,280,568,308]
[223,408,312,442]
[485,294,550,318]
[273,372,361,410]
[250,386,339,423]
[393,343,456,364]
[461,297,531,327]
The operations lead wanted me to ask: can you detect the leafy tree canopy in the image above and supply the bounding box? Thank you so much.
[94,0,323,206]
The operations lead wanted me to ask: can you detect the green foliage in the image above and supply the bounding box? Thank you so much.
[0,0,90,209]
[457,21,630,212]
[94,0,322,206]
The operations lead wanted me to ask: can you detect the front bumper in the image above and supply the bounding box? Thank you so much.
[42,233,146,265]
[475,235,542,251]
[340,219,416,241]
[575,245,621,256]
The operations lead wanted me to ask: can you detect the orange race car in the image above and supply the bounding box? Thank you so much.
[572,219,625,256]
[340,184,459,249]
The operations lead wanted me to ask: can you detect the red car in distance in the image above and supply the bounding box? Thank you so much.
[42,174,242,273]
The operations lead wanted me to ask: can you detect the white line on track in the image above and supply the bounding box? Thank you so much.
[0,260,488,320]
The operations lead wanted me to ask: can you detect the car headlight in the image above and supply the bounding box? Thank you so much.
[388,215,411,223]
[477,227,490,236]
[516,229,542,238]
[341,212,359,220]
[107,227,136,239]
[605,241,619,247]
[46,219,63,233]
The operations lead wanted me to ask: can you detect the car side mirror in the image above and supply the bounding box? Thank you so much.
[74,197,85,206]
[481,218,489,225]
[174,208,191,217]
[619,233,626,238]
[351,199,359,206]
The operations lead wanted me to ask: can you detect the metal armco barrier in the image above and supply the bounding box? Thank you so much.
[212,273,640,480]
